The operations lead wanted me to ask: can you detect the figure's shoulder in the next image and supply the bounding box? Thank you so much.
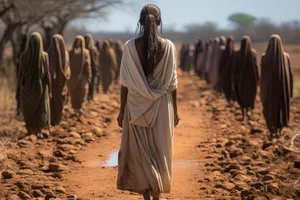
[164,38,175,47]
[124,38,135,49]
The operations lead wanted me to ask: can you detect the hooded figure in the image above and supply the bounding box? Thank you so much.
[68,35,91,114]
[204,39,213,83]
[19,32,51,134]
[95,40,102,93]
[179,43,187,72]
[260,34,293,137]
[182,43,195,74]
[84,33,99,101]
[47,34,70,126]
[219,36,236,103]
[194,39,203,76]
[16,34,28,116]
[114,40,124,84]
[99,40,117,93]
[234,36,259,120]
[209,37,223,90]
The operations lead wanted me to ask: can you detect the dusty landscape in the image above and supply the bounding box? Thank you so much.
[0,43,300,200]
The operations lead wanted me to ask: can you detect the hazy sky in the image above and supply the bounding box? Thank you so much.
[82,0,300,32]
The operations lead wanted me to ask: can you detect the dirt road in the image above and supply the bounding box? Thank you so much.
[63,74,214,200]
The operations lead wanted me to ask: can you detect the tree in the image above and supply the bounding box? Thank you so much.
[228,13,256,28]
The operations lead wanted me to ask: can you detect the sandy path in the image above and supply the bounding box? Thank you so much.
[63,75,210,200]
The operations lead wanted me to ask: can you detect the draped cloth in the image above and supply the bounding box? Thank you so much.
[68,35,91,110]
[204,39,213,83]
[117,39,178,197]
[99,41,117,93]
[85,34,99,101]
[208,38,223,90]
[182,44,194,73]
[48,34,70,126]
[260,34,293,133]
[219,37,236,102]
[234,36,259,109]
[19,32,51,133]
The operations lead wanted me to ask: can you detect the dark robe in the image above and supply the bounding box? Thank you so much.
[260,34,293,133]
[234,36,259,110]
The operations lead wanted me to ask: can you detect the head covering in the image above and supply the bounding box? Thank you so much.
[99,40,117,93]
[48,34,70,82]
[68,35,86,91]
[209,37,222,89]
[260,34,293,132]
[219,36,227,46]
[235,35,259,109]
[84,33,95,50]
[219,36,236,102]
[95,40,102,52]
[20,32,51,132]
[47,34,70,126]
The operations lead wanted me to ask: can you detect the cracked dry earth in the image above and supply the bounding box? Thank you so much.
[1,72,300,200]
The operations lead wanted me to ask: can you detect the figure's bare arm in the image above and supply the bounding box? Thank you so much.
[172,89,180,127]
[117,85,128,127]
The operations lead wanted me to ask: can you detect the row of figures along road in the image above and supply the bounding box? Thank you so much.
[181,34,293,139]
[17,32,123,136]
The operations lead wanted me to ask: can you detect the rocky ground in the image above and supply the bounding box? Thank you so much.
[0,73,299,200]
[0,90,120,200]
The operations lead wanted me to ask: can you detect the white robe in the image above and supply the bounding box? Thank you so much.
[117,38,178,197]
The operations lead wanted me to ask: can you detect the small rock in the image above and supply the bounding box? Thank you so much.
[221,150,230,158]
[82,132,94,143]
[48,163,67,172]
[250,182,263,189]
[225,140,234,147]
[28,135,38,142]
[228,146,244,158]
[267,182,279,195]
[66,195,77,199]
[257,168,269,175]
[17,140,32,148]
[223,182,235,191]
[55,186,66,193]
[6,194,20,200]
[18,191,31,199]
[2,170,15,179]
[69,131,81,138]
[241,189,254,199]
[294,160,300,169]
[14,181,31,192]
[258,150,272,159]
[262,174,275,182]
[32,190,44,197]
[53,150,66,158]
[45,192,56,200]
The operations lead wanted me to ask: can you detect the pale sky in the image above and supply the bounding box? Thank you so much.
[81,0,300,32]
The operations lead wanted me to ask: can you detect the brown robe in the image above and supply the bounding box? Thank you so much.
[234,36,259,109]
[68,35,91,111]
[19,32,51,134]
[99,41,117,93]
[219,36,236,103]
[260,34,293,133]
[47,34,70,126]
[85,34,99,101]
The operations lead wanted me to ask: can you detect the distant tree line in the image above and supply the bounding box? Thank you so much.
[0,0,131,68]
[64,12,300,46]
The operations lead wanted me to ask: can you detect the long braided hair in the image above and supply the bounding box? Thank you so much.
[136,4,162,76]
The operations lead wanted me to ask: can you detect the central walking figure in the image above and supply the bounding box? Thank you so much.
[117,4,180,200]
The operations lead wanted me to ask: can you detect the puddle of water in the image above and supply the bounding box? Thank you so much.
[102,151,118,167]
[98,151,200,168]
